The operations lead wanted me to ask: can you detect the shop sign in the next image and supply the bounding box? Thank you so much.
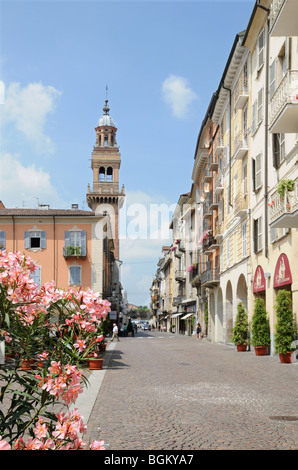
[273,253,292,288]
[109,310,117,320]
[253,265,266,293]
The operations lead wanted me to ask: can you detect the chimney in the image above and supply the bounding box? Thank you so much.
[72,204,79,210]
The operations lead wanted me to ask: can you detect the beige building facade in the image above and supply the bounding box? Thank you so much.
[151,0,298,353]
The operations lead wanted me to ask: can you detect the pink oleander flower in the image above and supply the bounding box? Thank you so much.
[89,440,106,450]
[0,436,11,450]
[33,419,48,439]
[74,339,87,352]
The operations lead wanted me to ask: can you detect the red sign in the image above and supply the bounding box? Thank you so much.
[273,254,292,288]
[253,265,266,293]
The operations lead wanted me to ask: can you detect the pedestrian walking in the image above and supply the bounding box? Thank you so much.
[196,322,202,339]
[111,323,120,342]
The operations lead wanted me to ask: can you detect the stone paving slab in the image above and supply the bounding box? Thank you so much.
[83,331,298,451]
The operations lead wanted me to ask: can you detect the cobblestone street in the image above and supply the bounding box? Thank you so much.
[84,331,298,451]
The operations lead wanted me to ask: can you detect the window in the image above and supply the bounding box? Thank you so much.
[253,217,263,252]
[269,59,276,99]
[252,101,257,134]
[257,29,265,70]
[24,231,46,250]
[252,154,262,191]
[69,266,81,285]
[242,221,247,257]
[226,237,230,267]
[243,106,248,140]
[65,230,87,257]
[273,133,285,168]
[107,167,113,182]
[0,231,5,251]
[99,167,105,182]
[243,163,247,196]
[257,88,263,124]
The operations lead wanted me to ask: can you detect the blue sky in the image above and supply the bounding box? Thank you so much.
[0,0,255,306]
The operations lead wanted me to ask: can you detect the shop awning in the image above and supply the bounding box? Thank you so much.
[171,313,183,318]
[180,313,193,320]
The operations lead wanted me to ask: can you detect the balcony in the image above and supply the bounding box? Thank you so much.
[214,174,224,195]
[201,267,220,287]
[203,169,212,184]
[214,221,224,241]
[270,179,298,228]
[214,134,225,156]
[209,155,218,172]
[203,200,212,220]
[269,70,298,133]
[63,245,87,259]
[234,193,248,218]
[270,0,297,37]
[203,233,218,255]
[172,295,186,306]
[175,270,186,282]
[234,130,248,160]
[209,194,219,211]
[190,264,200,287]
[234,75,248,110]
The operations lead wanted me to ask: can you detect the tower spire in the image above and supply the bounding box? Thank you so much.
[103,85,110,115]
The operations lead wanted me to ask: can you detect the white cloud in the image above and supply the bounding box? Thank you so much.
[2,81,61,153]
[0,152,62,208]
[162,75,197,119]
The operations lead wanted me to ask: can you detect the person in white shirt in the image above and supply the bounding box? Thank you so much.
[111,323,119,342]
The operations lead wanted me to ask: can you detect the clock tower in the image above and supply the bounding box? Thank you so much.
[87,98,125,260]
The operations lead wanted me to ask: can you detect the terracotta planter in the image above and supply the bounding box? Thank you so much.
[88,357,104,370]
[279,352,292,364]
[236,344,247,352]
[254,346,268,356]
[20,359,35,370]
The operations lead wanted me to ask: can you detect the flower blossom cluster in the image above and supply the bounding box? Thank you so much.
[9,409,105,450]
[36,362,83,405]
[0,250,110,326]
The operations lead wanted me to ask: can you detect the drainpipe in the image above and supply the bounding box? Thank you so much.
[257,0,271,261]
[222,85,232,207]
[12,215,15,252]
[53,216,56,283]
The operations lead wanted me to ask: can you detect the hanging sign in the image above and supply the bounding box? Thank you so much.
[273,253,292,288]
[253,265,266,293]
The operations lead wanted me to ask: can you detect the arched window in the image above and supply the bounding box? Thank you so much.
[107,167,113,182]
[99,167,105,182]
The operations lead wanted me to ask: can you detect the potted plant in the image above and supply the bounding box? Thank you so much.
[65,245,75,256]
[274,289,296,363]
[74,246,81,256]
[251,297,270,356]
[231,302,249,351]
[277,179,295,210]
[87,353,104,370]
